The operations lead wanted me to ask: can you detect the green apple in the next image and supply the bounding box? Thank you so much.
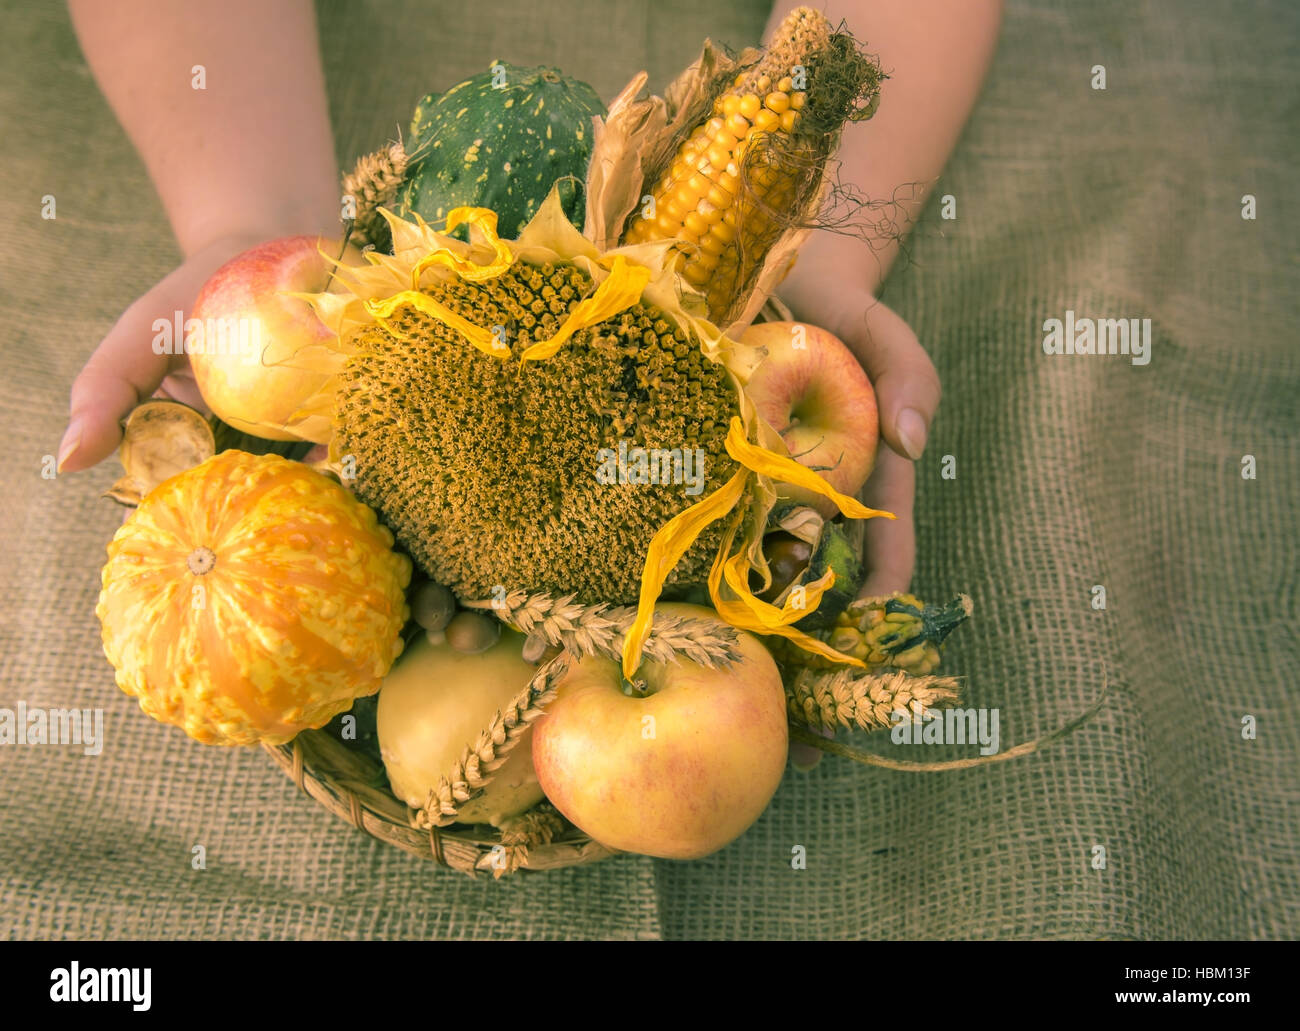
[531,603,788,859]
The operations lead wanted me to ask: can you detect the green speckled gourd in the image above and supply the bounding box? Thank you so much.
[399,63,605,238]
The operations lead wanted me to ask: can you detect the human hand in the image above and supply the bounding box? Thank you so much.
[56,234,268,474]
[781,286,941,769]
[780,285,941,597]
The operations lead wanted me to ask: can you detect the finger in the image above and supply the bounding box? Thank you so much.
[153,367,210,413]
[859,446,916,597]
[790,724,832,772]
[841,300,941,462]
[58,274,194,473]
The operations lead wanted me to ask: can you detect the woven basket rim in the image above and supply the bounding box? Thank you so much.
[263,728,616,876]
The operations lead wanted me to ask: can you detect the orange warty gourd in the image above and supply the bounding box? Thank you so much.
[96,450,412,746]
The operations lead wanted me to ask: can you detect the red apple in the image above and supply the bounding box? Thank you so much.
[742,320,879,517]
[532,603,788,859]
[189,235,363,443]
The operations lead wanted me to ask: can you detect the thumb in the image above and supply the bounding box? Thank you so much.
[57,250,227,474]
[839,298,941,463]
[58,296,173,473]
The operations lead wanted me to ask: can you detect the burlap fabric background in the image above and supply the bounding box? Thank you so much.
[1,0,1295,939]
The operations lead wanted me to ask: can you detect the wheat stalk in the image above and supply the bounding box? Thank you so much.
[413,651,573,830]
[342,141,408,250]
[463,589,742,668]
[417,593,742,831]
[480,805,567,877]
[787,667,962,734]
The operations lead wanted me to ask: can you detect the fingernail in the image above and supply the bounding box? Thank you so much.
[56,421,83,472]
[896,407,927,460]
[790,738,824,772]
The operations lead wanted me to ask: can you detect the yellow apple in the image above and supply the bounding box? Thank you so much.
[742,320,879,517]
[531,604,788,859]
[377,628,544,827]
[189,235,364,443]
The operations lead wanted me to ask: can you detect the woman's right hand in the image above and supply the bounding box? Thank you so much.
[56,234,268,474]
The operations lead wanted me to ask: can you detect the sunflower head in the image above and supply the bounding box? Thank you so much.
[304,186,892,676]
[336,255,743,604]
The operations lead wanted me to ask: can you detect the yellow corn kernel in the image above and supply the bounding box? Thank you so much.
[699,232,728,256]
[720,95,742,118]
[695,250,721,273]
[764,92,791,114]
[705,142,733,172]
[790,91,806,110]
[756,74,772,93]
[780,109,797,132]
[682,211,709,238]
[777,76,794,92]
[725,111,751,138]
[697,199,723,224]
[686,171,712,197]
[753,108,780,133]
[738,94,762,121]
[683,263,711,287]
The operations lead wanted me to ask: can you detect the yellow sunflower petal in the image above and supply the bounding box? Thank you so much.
[722,417,896,521]
[364,290,505,358]
[406,206,514,286]
[721,552,836,629]
[518,255,652,364]
[707,518,866,668]
[622,467,749,679]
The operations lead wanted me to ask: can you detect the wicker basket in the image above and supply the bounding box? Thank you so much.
[263,730,616,875]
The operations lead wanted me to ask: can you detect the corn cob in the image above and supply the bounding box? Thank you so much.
[769,592,973,676]
[622,6,882,322]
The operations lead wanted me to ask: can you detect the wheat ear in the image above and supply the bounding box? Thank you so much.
[464,589,742,668]
[342,141,408,250]
[786,667,962,734]
[479,805,568,878]
[413,651,572,830]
